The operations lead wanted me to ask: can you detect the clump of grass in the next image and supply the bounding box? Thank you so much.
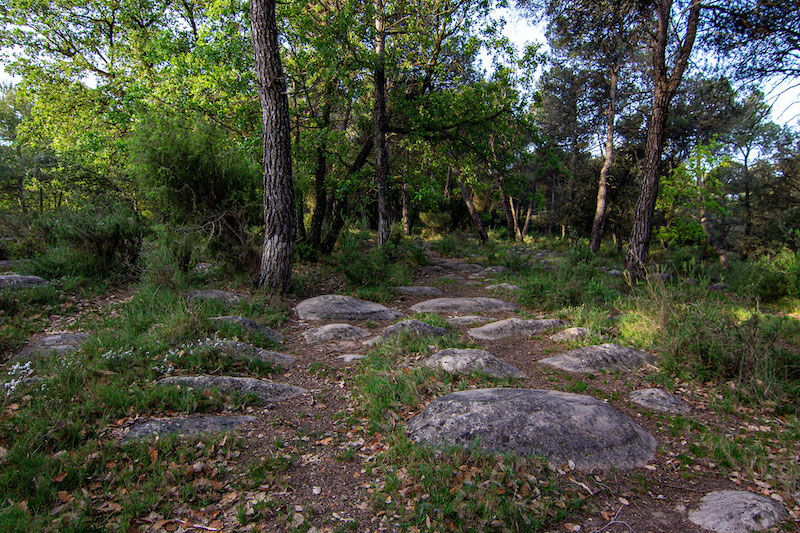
[336,231,424,292]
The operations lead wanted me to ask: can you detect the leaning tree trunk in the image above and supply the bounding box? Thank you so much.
[590,66,618,253]
[250,0,295,293]
[373,0,391,247]
[454,169,488,243]
[494,175,516,242]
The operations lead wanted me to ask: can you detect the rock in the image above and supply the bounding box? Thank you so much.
[393,286,444,297]
[0,259,25,272]
[607,270,622,276]
[337,354,365,363]
[408,388,656,471]
[302,324,371,343]
[185,289,241,305]
[485,283,521,291]
[450,262,483,272]
[198,339,295,367]
[418,265,443,276]
[192,262,214,272]
[364,319,449,345]
[629,388,690,414]
[124,415,256,442]
[549,327,592,342]
[157,375,306,404]
[688,490,786,532]
[539,343,655,373]
[295,295,402,321]
[410,297,517,315]
[12,333,89,362]
[208,316,283,343]
[710,282,728,291]
[446,316,495,327]
[0,274,47,289]
[423,349,524,378]
[468,318,564,341]
[480,266,514,276]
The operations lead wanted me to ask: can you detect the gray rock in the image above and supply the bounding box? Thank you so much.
[485,283,521,291]
[688,490,786,532]
[418,265,443,276]
[185,289,241,305]
[539,343,655,373]
[446,316,495,327]
[337,354,365,363]
[192,262,214,272]
[450,262,483,272]
[424,349,524,378]
[363,319,449,345]
[208,316,283,343]
[295,295,402,321]
[410,297,517,315]
[629,388,690,414]
[0,274,47,289]
[408,388,656,471]
[710,282,728,292]
[607,270,623,276]
[393,286,444,297]
[199,339,294,367]
[13,332,89,362]
[549,327,592,342]
[157,375,306,404]
[124,415,256,442]
[302,324,371,343]
[468,318,564,341]
[480,266,514,276]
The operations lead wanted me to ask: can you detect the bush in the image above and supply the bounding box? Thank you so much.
[336,231,423,288]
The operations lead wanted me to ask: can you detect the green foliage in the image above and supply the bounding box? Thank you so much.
[336,231,424,289]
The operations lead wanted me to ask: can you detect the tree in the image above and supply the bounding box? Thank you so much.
[250,0,295,292]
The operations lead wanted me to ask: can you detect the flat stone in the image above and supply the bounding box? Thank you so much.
[629,389,690,414]
[12,333,89,362]
[393,286,444,297]
[208,316,282,343]
[539,343,655,373]
[480,266,514,276]
[468,318,564,341]
[550,327,592,342]
[302,324,371,343]
[157,375,306,404]
[607,270,622,276]
[423,349,524,378]
[124,415,256,442]
[688,490,786,532]
[410,297,517,315]
[295,295,402,321]
[446,316,495,327]
[364,319,449,345]
[450,262,483,272]
[337,354,365,363]
[710,282,728,291]
[0,274,47,289]
[485,283,521,291]
[185,289,241,304]
[197,339,294,367]
[408,388,656,471]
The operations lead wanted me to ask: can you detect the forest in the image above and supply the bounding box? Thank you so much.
[1,0,799,531]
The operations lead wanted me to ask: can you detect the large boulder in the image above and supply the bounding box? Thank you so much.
[185,289,241,305]
[447,316,495,327]
[12,332,89,362]
[364,319,449,345]
[549,327,592,342]
[629,388,690,415]
[124,415,256,442]
[423,349,524,378]
[468,318,564,341]
[408,388,656,471]
[0,274,47,289]
[688,490,786,532]
[295,295,402,321]
[539,343,654,373]
[302,324,371,343]
[410,297,517,315]
[208,316,283,344]
[157,375,306,404]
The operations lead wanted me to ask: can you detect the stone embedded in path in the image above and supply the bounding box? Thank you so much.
[124,415,256,442]
[392,286,444,297]
[688,490,786,532]
[550,327,592,342]
[410,297,517,315]
[302,324,371,343]
[198,339,295,367]
[408,388,656,471]
[485,283,521,291]
[208,316,283,344]
[468,318,564,341]
[629,388,690,414]
[423,349,524,378]
[185,289,241,305]
[12,332,89,362]
[607,270,623,276]
[295,295,402,321]
[539,343,655,373]
[447,316,495,327]
[337,354,365,363]
[157,375,306,404]
[0,274,47,289]
[363,319,449,345]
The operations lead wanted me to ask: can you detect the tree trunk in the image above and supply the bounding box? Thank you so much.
[625,0,701,280]
[494,175,516,241]
[401,181,412,235]
[373,0,391,247]
[455,169,488,242]
[509,197,523,240]
[250,0,295,292]
[590,66,619,253]
[309,99,332,250]
[522,200,533,237]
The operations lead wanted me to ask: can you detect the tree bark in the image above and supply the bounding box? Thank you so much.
[401,181,412,235]
[454,169,488,242]
[590,66,619,253]
[373,0,391,247]
[494,175,516,241]
[309,97,332,250]
[522,200,533,237]
[250,0,295,292]
[625,0,701,280]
